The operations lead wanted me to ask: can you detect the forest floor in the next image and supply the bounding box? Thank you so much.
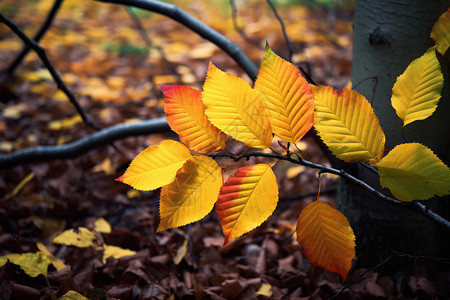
[0,0,446,299]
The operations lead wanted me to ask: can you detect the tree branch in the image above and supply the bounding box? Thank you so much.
[229,0,261,47]
[210,152,450,231]
[266,0,293,62]
[0,13,98,130]
[95,0,259,80]
[5,0,64,75]
[0,118,170,168]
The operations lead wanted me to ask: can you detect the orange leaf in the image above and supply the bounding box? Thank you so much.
[117,140,192,191]
[216,164,278,245]
[254,43,314,143]
[158,155,222,231]
[162,85,226,153]
[296,200,355,281]
[202,62,272,148]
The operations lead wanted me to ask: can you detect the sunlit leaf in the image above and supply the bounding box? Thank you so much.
[431,8,450,55]
[162,84,226,153]
[52,227,96,248]
[313,86,385,165]
[116,140,192,191]
[36,242,66,271]
[48,115,82,130]
[296,200,355,281]
[216,164,278,246]
[376,143,450,202]
[391,47,443,127]
[158,155,222,232]
[0,252,51,277]
[254,43,314,143]
[58,290,89,300]
[202,62,272,148]
[103,245,136,263]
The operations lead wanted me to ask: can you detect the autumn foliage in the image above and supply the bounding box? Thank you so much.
[117,10,450,281]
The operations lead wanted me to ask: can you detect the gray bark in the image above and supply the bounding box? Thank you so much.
[340,0,450,274]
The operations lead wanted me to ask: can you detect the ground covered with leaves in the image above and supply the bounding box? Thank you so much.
[0,0,446,299]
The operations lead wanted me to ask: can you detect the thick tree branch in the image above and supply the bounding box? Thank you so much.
[0,13,98,130]
[95,0,259,80]
[210,152,450,231]
[0,118,170,168]
[5,0,64,75]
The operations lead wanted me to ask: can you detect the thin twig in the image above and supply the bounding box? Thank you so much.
[328,253,394,300]
[0,13,98,130]
[266,0,293,62]
[124,6,173,72]
[5,0,64,75]
[95,0,259,80]
[229,0,260,47]
[210,152,450,231]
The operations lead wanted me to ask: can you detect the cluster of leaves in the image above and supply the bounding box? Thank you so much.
[0,218,136,299]
[118,8,450,282]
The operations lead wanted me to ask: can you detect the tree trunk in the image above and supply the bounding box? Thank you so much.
[339,0,450,275]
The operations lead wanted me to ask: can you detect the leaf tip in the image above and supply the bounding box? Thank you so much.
[115,175,125,183]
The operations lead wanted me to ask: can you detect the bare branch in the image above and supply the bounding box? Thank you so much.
[266,0,293,62]
[95,0,259,80]
[0,118,170,168]
[210,152,450,231]
[229,0,261,47]
[5,0,64,75]
[0,13,98,130]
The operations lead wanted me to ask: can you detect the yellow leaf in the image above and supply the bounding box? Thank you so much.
[313,86,385,165]
[102,245,136,263]
[162,84,226,153]
[431,8,450,55]
[52,227,96,248]
[48,115,82,130]
[58,290,89,300]
[216,164,279,245]
[256,283,273,296]
[173,238,188,265]
[202,62,272,148]
[296,200,355,281]
[158,155,222,231]
[254,43,314,143]
[0,252,51,277]
[391,47,444,127]
[117,140,192,191]
[36,242,66,271]
[2,172,34,201]
[94,218,111,233]
[376,143,450,202]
